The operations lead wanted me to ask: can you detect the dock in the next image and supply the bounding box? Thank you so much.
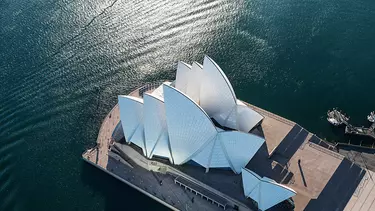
[345,124,375,140]
[327,108,375,141]
[83,84,375,211]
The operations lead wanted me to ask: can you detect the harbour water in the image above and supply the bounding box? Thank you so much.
[1,0,375,210]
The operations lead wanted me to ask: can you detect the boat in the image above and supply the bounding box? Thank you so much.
[327,115,341,126]
[327,108,349,126]
[368,111,375,123]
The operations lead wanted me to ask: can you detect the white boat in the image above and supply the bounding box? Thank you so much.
[327,108,348,126]
[327,117,340,126]
[368,111,375,123]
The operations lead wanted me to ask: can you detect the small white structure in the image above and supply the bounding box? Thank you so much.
[241,168,296,211]
[368,111,375,123]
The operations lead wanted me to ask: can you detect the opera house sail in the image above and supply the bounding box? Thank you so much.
[83,56,372,211]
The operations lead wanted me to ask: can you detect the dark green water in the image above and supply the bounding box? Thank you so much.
[1,0,375,210]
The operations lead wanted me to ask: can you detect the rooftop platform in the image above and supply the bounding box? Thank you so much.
[344,170,375,211]
[337,145,375,211]
[244,102,296,155]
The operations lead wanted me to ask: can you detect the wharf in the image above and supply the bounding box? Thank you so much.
[327,108,375,140]
[345,123,375,140]
[83,84,375,211]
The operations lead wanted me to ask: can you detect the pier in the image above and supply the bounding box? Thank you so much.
[345,124,375,140]
[327,108,375,141]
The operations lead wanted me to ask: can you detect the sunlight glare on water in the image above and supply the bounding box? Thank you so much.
[1,0,375,210]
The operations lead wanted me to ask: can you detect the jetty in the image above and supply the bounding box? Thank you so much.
[345,124,375,140]
[327,108,375,140]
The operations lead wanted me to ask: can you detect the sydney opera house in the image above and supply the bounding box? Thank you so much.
[117,56,296,210]
[84,55,373,211]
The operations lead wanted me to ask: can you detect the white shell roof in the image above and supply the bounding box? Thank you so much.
[186,62,203,103]
[117,56,293,203]
[163,84,218,165]
[163,83,264,173]
[236,101,264,132]
[151,81,172,99]
[241,168,296,211]
[174,55,263,132]
[118,95,146,156]
[191,138,216,168]
[118,56,265,171]
[209,137,231,168]
[219,131,264,173]
[143,93,173,163]
[200,56,237,127]
[175,61,191,94]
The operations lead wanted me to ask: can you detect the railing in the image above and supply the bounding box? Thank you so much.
[337,142,375,151]
[353,171,370,197]
[308,142,345,160]
[309,135,338,151]
[359,153,373,182]
[174,177,227,209]
[244,102,295,126]
[138,81,166,97]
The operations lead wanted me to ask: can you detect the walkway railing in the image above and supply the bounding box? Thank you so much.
[244,102,295,126]
[308,142,344,160]
[174,177,227,210]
